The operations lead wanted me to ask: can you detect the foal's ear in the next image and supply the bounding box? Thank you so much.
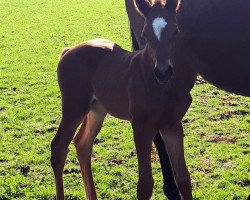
[135,0,152,17]
[165,0,178,13]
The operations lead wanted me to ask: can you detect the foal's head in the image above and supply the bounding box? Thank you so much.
[135,0,179,83]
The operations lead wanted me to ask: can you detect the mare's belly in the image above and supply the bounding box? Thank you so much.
[186,0,250,96]
[195,60,250,97]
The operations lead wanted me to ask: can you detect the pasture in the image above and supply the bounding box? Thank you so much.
[0,0,249,199]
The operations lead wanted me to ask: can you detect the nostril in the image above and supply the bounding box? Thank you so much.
[154,67,162,80]
[154,66,173,83]
[164,66,173,77]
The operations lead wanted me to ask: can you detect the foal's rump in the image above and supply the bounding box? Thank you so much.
[57,38,134,120]
[57,39,116,103]
[58,39,116,86]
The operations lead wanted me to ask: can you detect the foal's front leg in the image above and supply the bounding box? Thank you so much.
[132,122,156,200]
[160,122,192,200]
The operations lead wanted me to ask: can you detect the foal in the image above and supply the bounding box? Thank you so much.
[126,0,181,199]
[51,1,197,200]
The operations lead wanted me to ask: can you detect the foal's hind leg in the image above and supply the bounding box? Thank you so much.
[51,97,91,200]
[160,122,192,200]
[153,133,181,200]
[74,101,107,200]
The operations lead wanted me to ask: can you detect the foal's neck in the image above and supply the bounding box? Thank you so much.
[139,45,155,70]
[133,45,165,88]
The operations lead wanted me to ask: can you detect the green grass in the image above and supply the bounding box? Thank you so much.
[0,0,249,199]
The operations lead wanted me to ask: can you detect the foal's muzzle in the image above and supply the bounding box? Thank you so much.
[154,63,173,84]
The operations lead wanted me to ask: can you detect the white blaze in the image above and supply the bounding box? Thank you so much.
[152,17,167,41]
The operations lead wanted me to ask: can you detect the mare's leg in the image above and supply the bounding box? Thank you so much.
[50,99,90,200]
[132,122,156,200]
[73,101,107,200]
[160,122,192,200]
[153,133,181,200]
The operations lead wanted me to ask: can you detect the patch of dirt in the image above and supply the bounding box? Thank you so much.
[240,143,250,148]
[64,168,80,174]
[191,166,212,174]
[242,150,250,155]
[13,133,23,138]
[190,158,212,174]
[0,107,6,112]
[219,112,234,120]
[234,110,249,116]
[235,179,250,187]
[210,174,221,179]
[196,77,208,85]
[108,158,124,166]
[19,165,30,176]
[151,145,158,164]
[199,149,206,155]
[0,158,8,163]
[209,110,249,121]
[220,161,234,169]
[34,129,44,135]
[12,87,17,91]
[228,102,238,107]
[46,126,57,132]
[202,158,211,167]
[0,86,8,90]
[94,138,104,144]
[18,183,28,189]
[199,133,206,139]
[50,120,57,124]
[128,150,136,158]
[207,135,237,144]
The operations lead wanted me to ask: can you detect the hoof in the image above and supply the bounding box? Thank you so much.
[163,184,181,200]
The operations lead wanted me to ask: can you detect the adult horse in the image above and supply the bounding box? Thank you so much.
[51,1,196,200]
[126,0,250,199]
[130,0,250,97]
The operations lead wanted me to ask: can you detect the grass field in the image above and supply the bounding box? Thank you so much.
[0,0,249,199]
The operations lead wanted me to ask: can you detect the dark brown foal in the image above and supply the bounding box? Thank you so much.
[51,1,197,200]
[126,0,181,199]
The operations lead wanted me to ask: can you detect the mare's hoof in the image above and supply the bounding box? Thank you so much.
[163,184,181,200]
